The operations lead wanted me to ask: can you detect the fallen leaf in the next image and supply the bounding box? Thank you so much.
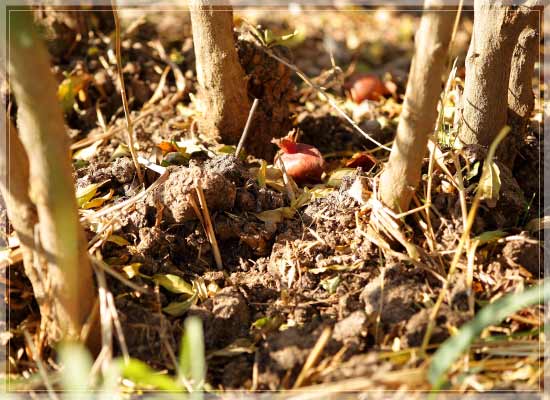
[153,274,195,295]
[255,207,295,224]
[76,180,108,208]
[163,293,198,317]
[107,235,130,246]
[477,161,501,207]
[345,152,377,170]
[326,168,356,188]
[82,189,114,209]
[320,275,341,294]
[122,263,142,279]
[72,140,102,161]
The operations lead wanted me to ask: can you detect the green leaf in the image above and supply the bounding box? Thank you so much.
[465,161,480,181]
[161,152,189,167]
[58,77,76,113]
[179,316,205,392]
[120,358,181,391]
[255,207,295,224]
[321,275,341,294]
[428,281,549,387]
[122,263,142,279]
[326,168,356,188]
[106,234,130,246]
[477,161,501,207]
[257,159,267,189]
[153,274,195,295]
[58,342,93,394]
[72,140,102,161]
[290,189,312,209]
[472,230,506,246]
[163,293,198,317]
[263,29,276,45]
[110,143,130,160]
[75,180,108,208]
[82,188,113,209]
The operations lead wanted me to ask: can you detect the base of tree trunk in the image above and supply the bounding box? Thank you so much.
[237,32,295,160]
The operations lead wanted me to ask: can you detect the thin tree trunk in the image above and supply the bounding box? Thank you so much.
[499,11,539,167]
[189,1,250,144]
[379,0,456,212]
[8,10,97,346]
[458,0,539,147]
[0,118,42,304]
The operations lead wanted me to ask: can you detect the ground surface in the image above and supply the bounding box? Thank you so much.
[3,5,545,394]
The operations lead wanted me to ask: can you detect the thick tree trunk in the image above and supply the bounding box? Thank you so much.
[189,1,250,144]
[379,0,456,212]
[499,11,539,167]
[458,0,539,148]
[8,10,97,346]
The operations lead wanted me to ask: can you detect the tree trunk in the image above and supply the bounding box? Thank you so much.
[0,119,42,305]
[8,10,97,347]
[379,0,456,212]
[189,1,250,144]
[458,0,539,148]
[499,11,539,167]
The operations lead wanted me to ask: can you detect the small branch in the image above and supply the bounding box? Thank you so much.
[137,155,167,175]
[23,330,59,400]
[111,0,144,185]
[421,126,511,351]
[277,158,296,203]
[235,98,259,157]
[195,182,223,269]
[293,326,332,388]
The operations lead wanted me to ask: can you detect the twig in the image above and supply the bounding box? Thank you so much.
[422,136,437,252]
[244,25,391,152]
[106,290,130,364]
[90,256,151,295]
[81,171,169,222]
[80,298,99,344]
[111,0,144,185]
[277,158,296,203]
[195,182,223,269]
[137,155,167,175]
[236,98,259,157]
[448,0,464,64]
[23,330,59,400]
[93,259,113,375]
[452,152,470,229]
[421,126,511,351]
[293,326,332,388]
[70,93,182,151]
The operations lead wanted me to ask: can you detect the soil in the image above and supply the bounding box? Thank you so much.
[3,5,544,393]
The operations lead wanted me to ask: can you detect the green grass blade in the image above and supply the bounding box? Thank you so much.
[121,358,181,392]
[58,341,93,398]
[428,280,548,386]
[179,316,206,395]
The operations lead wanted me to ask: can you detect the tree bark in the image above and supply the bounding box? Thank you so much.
[379,0,456,212]
[0,118,43,304]
[499,11,539,167]
[458,0,539,148]
[189,1,250,144]
[8,10,97,347]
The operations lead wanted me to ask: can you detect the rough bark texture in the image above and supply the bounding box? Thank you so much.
[499,11,539,167]
[189,1,250,145]
[379,0,456,211]
[458,0,539,148]
[9,10,97,346]
[236,32,294,160]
